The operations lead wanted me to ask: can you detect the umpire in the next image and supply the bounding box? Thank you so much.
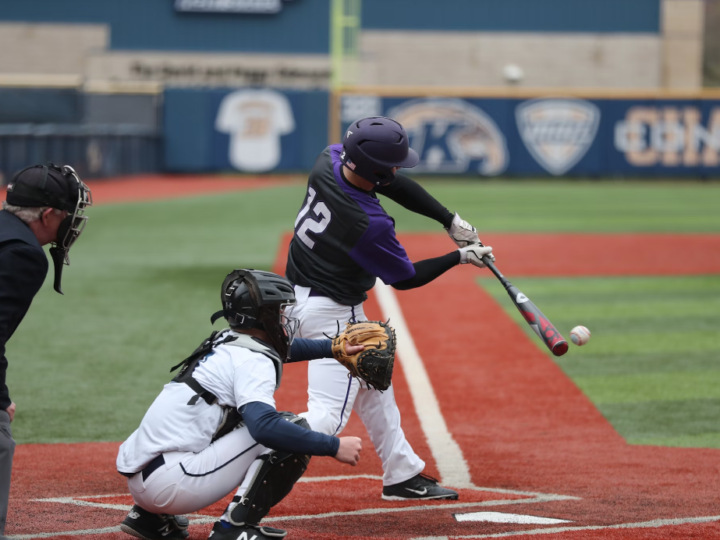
[0,164,92,535]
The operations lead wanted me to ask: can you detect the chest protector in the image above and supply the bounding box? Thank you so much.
[170,330,283,441]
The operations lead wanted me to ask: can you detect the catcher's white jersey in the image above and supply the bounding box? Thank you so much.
[117,331,276,475]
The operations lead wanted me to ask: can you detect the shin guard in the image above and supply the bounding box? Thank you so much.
[228,414,311,526]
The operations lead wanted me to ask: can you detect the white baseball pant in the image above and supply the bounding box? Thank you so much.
[289,285,424,486]
[127,426,269,516]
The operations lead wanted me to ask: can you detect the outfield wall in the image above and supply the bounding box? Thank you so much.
[162,87,720,177]
[338,92,720,177]
[4,86,720,179]
[0,88,161,182]
[163,88,328,173]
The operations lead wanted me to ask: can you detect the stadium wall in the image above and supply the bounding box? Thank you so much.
[0,88,161,183]
[0,23,107,77]
[163,87,328,173]
[359,32,662,89]
[361,0,660,33]
[0,0,328,53]
[159,86,720,177]
[3,86,720,179]
[338,91,720,177]
[0,0,700,91]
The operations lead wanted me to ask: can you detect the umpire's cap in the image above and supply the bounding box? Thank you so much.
[6,164,81,213]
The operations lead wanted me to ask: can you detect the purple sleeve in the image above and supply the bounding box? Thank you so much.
[349,221,416,285]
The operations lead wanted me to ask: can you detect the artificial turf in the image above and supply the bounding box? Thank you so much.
[5,179,720,444]
[479,274,720,448]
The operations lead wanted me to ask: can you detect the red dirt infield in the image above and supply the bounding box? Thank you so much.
[6,195,720,538]
[396,233,720,277]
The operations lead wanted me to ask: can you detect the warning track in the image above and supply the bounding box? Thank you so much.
[3,174,302,206]
[6,231,720,539]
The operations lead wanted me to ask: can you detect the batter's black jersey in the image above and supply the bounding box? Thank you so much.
[286,145,415,305]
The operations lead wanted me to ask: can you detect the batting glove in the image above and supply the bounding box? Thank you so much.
[458,244,494,268]
[446,212,480,247]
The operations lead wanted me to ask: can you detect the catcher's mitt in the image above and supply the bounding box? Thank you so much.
[331,320,396,391]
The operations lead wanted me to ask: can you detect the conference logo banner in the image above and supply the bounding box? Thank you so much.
[516,98,600,175]
[175,0,294,14]
[387,99,508,176]
[614,106,720,168]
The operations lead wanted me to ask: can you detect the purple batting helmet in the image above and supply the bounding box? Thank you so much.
[340,117,419,186]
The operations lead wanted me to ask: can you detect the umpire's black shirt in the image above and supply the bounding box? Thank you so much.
[0,210,48,410]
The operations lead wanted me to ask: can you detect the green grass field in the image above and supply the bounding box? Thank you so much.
[6,179,720,445]
[480,275,720,448]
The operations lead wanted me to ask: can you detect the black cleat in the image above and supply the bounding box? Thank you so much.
[120,504,189,540]
[382,473,459,501]
[208,521,287,539]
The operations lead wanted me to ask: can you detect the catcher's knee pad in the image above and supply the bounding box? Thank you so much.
[228,412,311,526]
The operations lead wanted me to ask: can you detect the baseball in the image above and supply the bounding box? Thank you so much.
[570,326,591,346]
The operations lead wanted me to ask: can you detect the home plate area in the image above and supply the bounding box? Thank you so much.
[15,474,578,540]
[8,234,720,539]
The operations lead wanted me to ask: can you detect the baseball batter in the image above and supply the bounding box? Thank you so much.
[117,270,363,540]
[286,116,494,500]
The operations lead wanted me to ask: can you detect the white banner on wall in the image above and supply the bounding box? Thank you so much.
[215,89,295,172]
[174,0,293,14]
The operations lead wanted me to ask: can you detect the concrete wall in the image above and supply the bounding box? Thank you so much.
[357,0,703,90]
[0,0,706,91]
[85,52,330,89]
[0,23,107,76]
[360,32,662,89]
[662,0,704,89]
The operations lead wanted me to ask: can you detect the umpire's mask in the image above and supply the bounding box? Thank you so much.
[6,164,93,294]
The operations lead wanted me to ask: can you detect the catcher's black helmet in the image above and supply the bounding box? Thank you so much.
[210,269,298,360]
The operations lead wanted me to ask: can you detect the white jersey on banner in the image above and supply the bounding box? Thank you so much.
[215,89,295,172]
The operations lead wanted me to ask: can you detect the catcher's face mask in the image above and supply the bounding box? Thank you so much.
[258,301,298,361]
[48,166,92,294]
[279,304,299,347]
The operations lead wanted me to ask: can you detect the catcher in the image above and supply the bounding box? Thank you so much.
[116,269,395,540]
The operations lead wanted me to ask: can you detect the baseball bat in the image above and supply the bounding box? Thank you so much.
[481,255,568,357]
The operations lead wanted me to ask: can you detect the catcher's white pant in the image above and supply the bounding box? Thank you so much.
[289,285,424,486]
[127,426,269,516]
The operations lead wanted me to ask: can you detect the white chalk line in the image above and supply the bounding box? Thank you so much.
[19,478,576,540]
[410,514,720,540]
[374,282,474,489]
[14,283,577,540]
[261,493,575,524]
[297,473,382,482]
[8,526,122,539]
[12,513,720,540]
